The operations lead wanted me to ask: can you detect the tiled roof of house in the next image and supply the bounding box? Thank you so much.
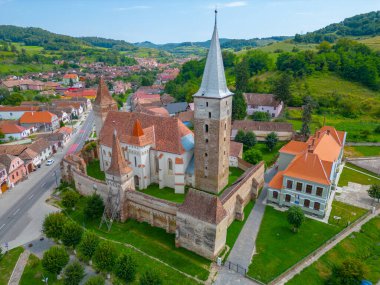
[279,141,308,155]
[28,138,51,154]
[63,74,78,79]
[268,171,284,190]
[0,106,40,112]
[232,120,294,132]
[0,154,20,172]
[0,124,25,134]
[177,110,194,122]
[58,126,72,135]
[19,148,39,161]
[160,93,175,105]
[19,111,56,124]
[106,131,132,176]
[0,145,28,156]
[243,93,281,107]
[100,111,193,155]
[229,141,243,158]
[178,189,227,224]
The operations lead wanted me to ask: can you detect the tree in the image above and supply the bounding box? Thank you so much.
[234,129,245,144]
[235,59,249,92]
[114,253,137,283]
[61,190,80,209]
[77,231,100,262]
[85,276,105,285]
[93,241,118,273]
[243,149,263,165]
[83,194,104,220]
[252,111,270,121]
[0,87,10,103]
[301,96,316,137]
[42,246,69,275]
[43,212,67,240]
[139,270,162,285]
[63,261,85,285]
[69,78,74,87]
[368,184,380,202]
[232,91,247,120]
[265,132,278,152]
[60,120,65,128]
[61,221,83,248]
[287,206,305,232]
[272,72,292,104]
[326,258,366,285]
[242,131,257,149]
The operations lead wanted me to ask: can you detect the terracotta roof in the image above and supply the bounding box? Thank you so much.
[0,145,28,156]
[268,171,284,190]
[63,74,78,79]
[19,111,57,124]
[279,141,308,155]
[106,131,132,176]
[58,126,72,135]
[0,124,26,134]
[160,93,175,105]
[0,106,40,112]
[133,119,144,137]
[232,120,294,132]
[179,189,227,224]
[100,112,193,155]
[177,110,194,122]
[19,148,39,161]
[94,77,117,106]
[229,141,243,158]
[243,93,281,107]
[0,154,20,172]
[64,89,96,98]
[28,138,51,154]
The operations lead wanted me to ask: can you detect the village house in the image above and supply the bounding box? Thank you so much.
[0,124,29,141]
[0,163,7,193]
[0,144,41,172]
[0,154,27,188]
[64,88,97,100]
[267,126,346,217]
[229,141,243,167]
[62,74,79,86]
[244,93,284,118]
[164,102,189,116]
[20,111,60,132]
[28,138,54,161]
[231,120,294,141]
[0,106,40,120]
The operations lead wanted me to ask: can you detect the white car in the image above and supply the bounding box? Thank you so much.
[46,159,54,166]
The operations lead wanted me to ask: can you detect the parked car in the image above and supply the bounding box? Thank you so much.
[46,159,54,166]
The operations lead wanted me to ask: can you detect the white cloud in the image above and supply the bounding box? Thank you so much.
[115,5,151,11]
[224,1,248,7]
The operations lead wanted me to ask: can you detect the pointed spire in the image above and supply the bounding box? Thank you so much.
[94,77,116,105]
[106,129,132,176]
[194,10,233,99]
[132,119,144,137]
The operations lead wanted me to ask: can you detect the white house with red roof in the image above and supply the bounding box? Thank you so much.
[267,126,346,217]
[0,124,29,141]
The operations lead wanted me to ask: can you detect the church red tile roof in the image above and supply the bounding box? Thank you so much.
[133,119,144,137]
[106,131,132,176]
[100,112,193,155]
[94,77,117,106]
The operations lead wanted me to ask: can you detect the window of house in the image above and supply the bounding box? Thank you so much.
[273,191,278,199]
[316,187,323,196]
[286,180,293,189]
[209,112,211,118]
[306,184,313,194]
[206,102,208,107]
[304,199,310,208]
[205,124,209,133]
[155,157,159,174]
[205,139,208,143]
[314,202,320,210]
[205,153,208,157]
[168,158,173,174]
[285,194,291,202]
[296,182,303,191]
[134,157,137,167]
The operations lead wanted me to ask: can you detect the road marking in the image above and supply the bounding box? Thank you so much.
[28,194,34,200]
[0,224,5,230]
[13,208,20,216]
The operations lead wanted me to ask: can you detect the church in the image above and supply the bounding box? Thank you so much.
[63,11,265,259]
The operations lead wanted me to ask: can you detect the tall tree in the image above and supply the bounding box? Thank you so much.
[327,258,366,285]
[242,131,257,149]
[235,59,249,92]
[42,246,69,276]
[232,91,247,120]
[287,206,305,232]
[272,72,292,104]
[93,241,118,274]
[234,129,245,144]
[265,132,278,152]
[61,221,83,248]
[368,184,380,202]
[301,96,316,137]
[43,212,67,240]
[78,231,100,262]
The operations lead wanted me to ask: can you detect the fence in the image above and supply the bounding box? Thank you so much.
[224,261,247,275]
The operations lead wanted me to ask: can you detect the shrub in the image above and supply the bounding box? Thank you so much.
[84,276,105,285]
[265,132,278,151]
[326,258,366,285]
[93,241,118,273]
[139,270,162,285]
[243,149,263,165]
[84,194,105,220]
[252,111,270,121]
[42,212,67,240]
[42,246,69,275]
[77,231,100,261]
[61,221,83,248]
[287,206,305,232]
[63,261,85,285]
[243,131,257,148]
[375,125,380,134]
[114,253,137,283]
[61,190,80,209]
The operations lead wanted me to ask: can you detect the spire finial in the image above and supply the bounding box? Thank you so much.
[214,7,218,27]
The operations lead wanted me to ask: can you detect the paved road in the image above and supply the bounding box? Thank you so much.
[0,111,94,246]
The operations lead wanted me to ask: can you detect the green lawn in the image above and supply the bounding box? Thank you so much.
[67,197,210,281]
[246,142,287,167]
[338,162,380,187]
[344,146,380,157]
[0,247,24,284]
[287,216,380,285]
[328,201,368,228]
[86,159,105,181]
[248,207,340,283]
[139,184,186,203]
[228,167,245,187]
[226,200,255,252]
[20,254,62,285]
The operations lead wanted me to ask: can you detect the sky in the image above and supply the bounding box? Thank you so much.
[0,0,379,44]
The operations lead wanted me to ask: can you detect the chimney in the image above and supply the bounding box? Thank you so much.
[308,144,313,153]
[327,129,330,135]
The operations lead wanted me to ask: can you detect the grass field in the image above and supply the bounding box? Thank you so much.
[287,216,380,285]
[248,206,340,283]
[357,35,380,51]
[86,159,105,181]
[0,247,24,285]
[338,162,380,187]
[20,254,62,285]
[328,201,368,228]
[67,197,210,281]
[227,167,245,187]
[344,146,380,157]
[246,142,287,167]
[139,184,186,203]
